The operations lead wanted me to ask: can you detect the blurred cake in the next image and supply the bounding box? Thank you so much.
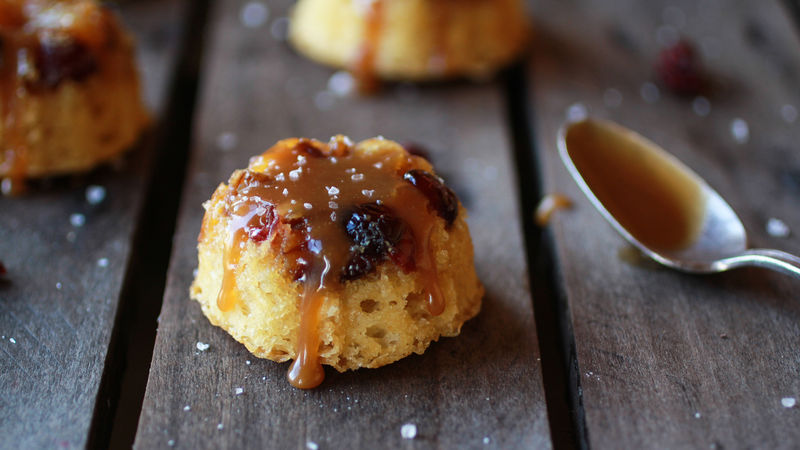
[289,0,530,89]
[191,136,483,389]
[0,0,148,188]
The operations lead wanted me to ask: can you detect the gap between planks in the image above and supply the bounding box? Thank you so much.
[90,2,214,449]
[503,63,586,450]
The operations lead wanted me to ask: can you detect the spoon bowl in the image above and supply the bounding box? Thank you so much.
[558,118,800,278]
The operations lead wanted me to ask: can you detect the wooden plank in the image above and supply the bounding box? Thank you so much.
[135,0,550,448]
[0,2,185,448]
[528,0,800,448]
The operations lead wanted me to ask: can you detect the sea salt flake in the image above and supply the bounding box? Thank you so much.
[246,360,251,365]
[641,82,660,103]
[692,97,711,117]
[196,342,210,351]
[314,91,335,111]
[361,189,374,198]
[694,412,701,418]
[766,218,791,238]
[70,213,86,227]
[483,437,490,444]
[85,185,106,205]
[97,258,109,268]
[240,2,269,28]
[270,17,290,41]
[401,423,417,439]
[326,186,340,195]
[304,202,313,210]
[9,337,16,344]
[782,397,796,408]
[234,387,244,395]
[306,441,319,450]
[566,103,587,122]
[730,118,749,143]
[781,104,798,123]
[56,282,62,290]
[216,132,238,151]
[328,70,355,97]
[217,423,224,430]
[350,173,364,181]
[183,405,191,411]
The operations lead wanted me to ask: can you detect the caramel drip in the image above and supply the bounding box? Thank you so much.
[215,137,452,388]
[535,193,573,226]
[393,184,444,315]
[287,269,326,389]
[352,0,383,93]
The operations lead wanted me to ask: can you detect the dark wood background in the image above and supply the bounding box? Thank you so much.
[1,0,798,448]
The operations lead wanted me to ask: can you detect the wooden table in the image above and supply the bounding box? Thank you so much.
[1,0,799,448]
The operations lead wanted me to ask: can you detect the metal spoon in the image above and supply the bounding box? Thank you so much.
[558,118,800,278]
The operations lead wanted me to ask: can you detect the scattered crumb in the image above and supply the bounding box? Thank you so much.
[167,439,175,447]
[196,342,209,352]
[719,333,729,339]
[85,185,106,205]
[217,423,224,430]
[56,282,62,290]
[782,397,796,408]
[766,218,791,238]
[694,412,701,418]
[69,213,86,227]
[97,258,109,268]
[483,437,490,444]
[535,193,573,226]
[306,441,319,450]
[9,337,16,344]
[401,423,417,440]
[234,387,244,395]
[246,360,251,365]
[183,405,191,412]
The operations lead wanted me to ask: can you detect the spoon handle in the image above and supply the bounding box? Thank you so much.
[718,249,800,279]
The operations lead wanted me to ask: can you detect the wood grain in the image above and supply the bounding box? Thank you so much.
[528,0,800,448]
[0,2,185,448]
[134,0,550,448]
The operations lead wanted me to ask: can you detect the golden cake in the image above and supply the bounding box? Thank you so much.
[289,0,530,89]
[191,136,483,389]
[0,0,148,186]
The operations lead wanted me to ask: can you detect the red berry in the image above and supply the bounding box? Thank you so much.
[655,40,705,96]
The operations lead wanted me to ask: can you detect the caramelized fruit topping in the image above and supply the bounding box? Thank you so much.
[212,137,459,389]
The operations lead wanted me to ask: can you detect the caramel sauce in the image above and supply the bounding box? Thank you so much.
[352,0,383,93]
[535,193,572,226]
[0,0,108,189]
[215,137,454,388]
[565,120,706,252]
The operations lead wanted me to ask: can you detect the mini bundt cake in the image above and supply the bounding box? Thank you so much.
[191,136,483,389]
[289,0,530,89]
[0,0,148,187]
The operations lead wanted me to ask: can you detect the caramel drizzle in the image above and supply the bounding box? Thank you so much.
[213,138,449,389]
[352,0,384,93]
